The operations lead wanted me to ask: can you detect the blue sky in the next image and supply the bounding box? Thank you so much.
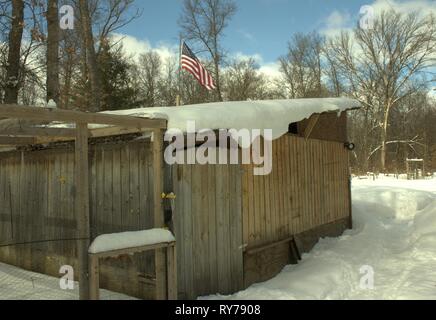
[118,0,371,62]
[117,0,436,81]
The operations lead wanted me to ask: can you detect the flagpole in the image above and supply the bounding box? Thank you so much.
[177,35,183,107]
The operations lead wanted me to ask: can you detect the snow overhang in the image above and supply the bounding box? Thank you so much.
[106,97,361,141]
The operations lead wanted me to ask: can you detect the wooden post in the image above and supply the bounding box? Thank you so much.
[89,255,100,300]
[167,244,178,300]
[75,122,90,300]
[303,114,320,139]
[152,129,167,300]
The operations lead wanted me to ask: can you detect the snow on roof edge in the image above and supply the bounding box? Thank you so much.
[106,97,360,141]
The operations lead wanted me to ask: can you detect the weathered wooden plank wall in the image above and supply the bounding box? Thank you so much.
[0,140,156,299]
[241,135,350,286]
[172,162,244,300]
[242,135,350,249]
[0,131,351,299]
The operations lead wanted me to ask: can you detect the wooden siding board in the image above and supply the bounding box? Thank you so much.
[207,164,218,293]
[182,165,194,299]
[230,164,243,292]
[173,165,185,298]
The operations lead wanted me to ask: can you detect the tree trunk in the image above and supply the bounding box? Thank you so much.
[61,49,74,110]
[214,59,223,102]
[4,0,24,104]
[380,105,391,172]
[79,0,101,112]
[47,0,60,106]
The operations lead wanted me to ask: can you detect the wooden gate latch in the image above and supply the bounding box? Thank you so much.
[161,192,177,200]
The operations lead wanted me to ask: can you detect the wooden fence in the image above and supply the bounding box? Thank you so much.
[0,140,157,299]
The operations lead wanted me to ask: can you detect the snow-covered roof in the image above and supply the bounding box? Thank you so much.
[106,97,360,141]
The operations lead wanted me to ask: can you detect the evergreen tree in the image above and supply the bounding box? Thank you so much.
[98,39,140,111]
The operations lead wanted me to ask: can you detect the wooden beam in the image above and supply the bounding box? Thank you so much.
[28,126,154,145]
[89,126,152,139]
[152,128,167,300]
[35,126,153,144]
[303,114,320,139]
[89,255,100,300]
[245,237,296,255]
[0,126,76,137]
[167,245,178,300]
[0,136,35,145]
[0,104,167,128]
[90,242,175,259]
[75,122,90,300]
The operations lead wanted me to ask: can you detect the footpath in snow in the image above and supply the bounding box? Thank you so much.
[206,176,436,300]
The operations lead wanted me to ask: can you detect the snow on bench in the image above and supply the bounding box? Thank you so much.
[88,228,175,254]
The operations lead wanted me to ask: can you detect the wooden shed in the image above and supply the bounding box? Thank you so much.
[0,98,360,299]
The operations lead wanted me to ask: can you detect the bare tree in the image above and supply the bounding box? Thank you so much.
[279,32,325,99]
[179,0,237,102]
[94,0,142,53]
[59,28,81,110]
[327,11,436,171]
[47,0,60,105]
[136,52,162,107]
[157,57,178,107]
[0,1,10,41]
[223,58,268,101]
[78,0,102,112]
[4,0,24,104]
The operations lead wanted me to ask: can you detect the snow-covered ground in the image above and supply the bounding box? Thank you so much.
[1,176,435,300]
[0,262,134,300]
[207,176,436,300]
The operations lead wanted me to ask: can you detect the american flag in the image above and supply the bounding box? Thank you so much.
[181,42,216,91]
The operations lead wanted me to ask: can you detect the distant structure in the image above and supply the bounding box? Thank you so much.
[406,158,425,180]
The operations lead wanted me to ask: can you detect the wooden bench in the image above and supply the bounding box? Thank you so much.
[88,240,177,300]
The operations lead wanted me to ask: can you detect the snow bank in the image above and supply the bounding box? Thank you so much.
[204,177,436,300]
[105,98,360,141]
[89,229,175,254]
[413,206,436,238]
[352,186,435,221]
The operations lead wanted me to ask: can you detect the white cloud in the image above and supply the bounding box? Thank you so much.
[111,33,178,62]
[259,62,281,80]
[370,0,436,16]
[321,10,352,38]
[326,10,351,29]
[112,34,282,81]
[230,52,281,80]
[320,0,436,38]
[232,52,263,63]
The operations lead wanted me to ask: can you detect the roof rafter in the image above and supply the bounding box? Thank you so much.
[0,105,167,129]
[0,126,77,138]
